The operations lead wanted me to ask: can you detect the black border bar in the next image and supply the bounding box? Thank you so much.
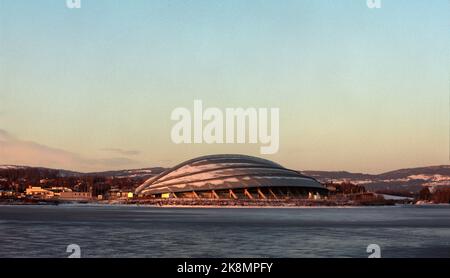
[1,258,449,276]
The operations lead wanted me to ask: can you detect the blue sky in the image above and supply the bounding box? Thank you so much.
[0,0,449,172]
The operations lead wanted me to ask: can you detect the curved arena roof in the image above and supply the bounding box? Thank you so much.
[135,154,326,196]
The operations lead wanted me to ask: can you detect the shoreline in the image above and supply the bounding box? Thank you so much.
[0,198,413,208]
[0,202,445,209]
[0,202,402,209]
[0,198,446,209]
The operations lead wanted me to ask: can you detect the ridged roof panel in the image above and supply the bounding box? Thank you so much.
[135,154,325,195]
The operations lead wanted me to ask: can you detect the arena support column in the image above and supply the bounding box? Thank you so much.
[244,189,254,199]
[229,189,237,199]
[268,188,278,199]
[257,188,267,199]
[211,190,219,199]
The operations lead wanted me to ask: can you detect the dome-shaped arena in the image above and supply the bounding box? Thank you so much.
[135,154,327,199]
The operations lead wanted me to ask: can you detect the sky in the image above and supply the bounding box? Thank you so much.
[0,0,449,173]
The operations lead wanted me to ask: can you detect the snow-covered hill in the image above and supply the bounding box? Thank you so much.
[2,164,449,193]
[302,165,450,193]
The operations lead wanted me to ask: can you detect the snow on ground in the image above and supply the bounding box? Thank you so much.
[380,194,413,200]
[0,165,27,170]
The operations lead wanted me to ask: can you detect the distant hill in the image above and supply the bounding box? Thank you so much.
[301,170,374,181]
[0,165,81,179]
[86,167,167,179]
[302,165,450,193]
[0,165,167,181]
[2,164,450,193]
